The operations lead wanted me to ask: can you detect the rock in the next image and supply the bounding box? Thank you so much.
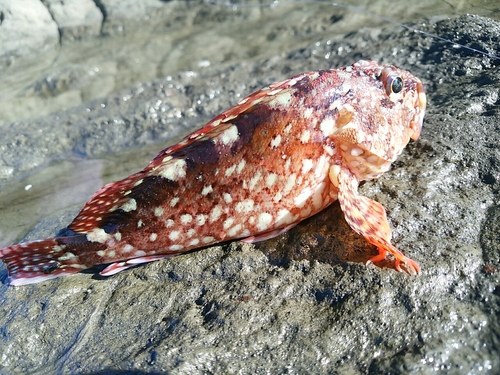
[99,0,167,35]
[0,0,59,57]
[41,0,104,40]
[0,6,499,375]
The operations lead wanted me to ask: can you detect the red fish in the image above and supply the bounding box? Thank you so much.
[0,60,426,286]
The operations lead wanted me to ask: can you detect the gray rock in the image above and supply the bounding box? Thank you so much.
[99,0,168,35]
[41,0,103,40]
[0,0,59,57]
[0,7,499,375]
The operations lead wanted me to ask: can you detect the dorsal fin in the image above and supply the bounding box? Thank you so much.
[68,171,146,233]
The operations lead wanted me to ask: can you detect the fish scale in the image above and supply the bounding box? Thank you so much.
[0,60,426,286]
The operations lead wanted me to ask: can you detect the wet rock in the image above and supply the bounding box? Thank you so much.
[0,0,59,57]
[0,7,499,375]
[41,0,104,40]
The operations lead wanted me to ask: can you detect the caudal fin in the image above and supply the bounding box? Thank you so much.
[0,235,104,286]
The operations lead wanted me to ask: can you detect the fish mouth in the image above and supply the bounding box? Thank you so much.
[410,81,426,140]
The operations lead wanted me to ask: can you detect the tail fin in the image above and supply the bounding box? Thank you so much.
[0,235,105,286]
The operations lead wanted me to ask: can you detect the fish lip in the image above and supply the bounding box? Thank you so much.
[410,81,426,140]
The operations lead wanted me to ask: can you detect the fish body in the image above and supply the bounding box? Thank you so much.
[0,60,426,286]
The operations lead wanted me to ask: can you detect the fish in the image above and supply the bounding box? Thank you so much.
[0,60,426,286]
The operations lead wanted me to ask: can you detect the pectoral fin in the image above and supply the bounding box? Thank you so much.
[335,166,420,274]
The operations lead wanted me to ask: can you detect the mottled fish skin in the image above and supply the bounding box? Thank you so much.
[0,60,426,286]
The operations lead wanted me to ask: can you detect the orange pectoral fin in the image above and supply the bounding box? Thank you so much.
[335,166,420,275]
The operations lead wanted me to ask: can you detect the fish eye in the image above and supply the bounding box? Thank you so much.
[385,76,403,95]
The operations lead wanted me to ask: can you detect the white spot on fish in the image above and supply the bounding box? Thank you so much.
[268,91,292,108]
[223,193,233,203]
[248,171,262,190]
[257,212,273,231]
[187,229,196,238]
[223,217,235,230]
[165,219,175,228]
[320,117,336,137]
[284,158,292,172]
[58,252,76,261]
[270,134,282,149]
[154,207,164,217]
[150,233,157,242]
[273,192,282,202]
[294,186,312,208]
[203,236,215,244]
[301,206,312,218]
[225,165,237,177]
[275,208,294,226]
[266,173,278,187]
[196,214,206,226]
[123,245,134,253]
[218,125,239,146]
[87,228,111,244]
[300,130,311,143]
[179,214,192,225]
[121,198,137,212]
[315,155,329,179]
[303,108,313,119]
[114,232,122,241]
[283,174,297,195]
[107,250,116,258]
[159,159,187,181]
[170,197,180,207]
[284,123,292,134]
[169,231,181,241]
[137,220,144,228]
[210,205,223,222]
[324,145,334,155]
[227,224,242,237]
[135,250,147,257]
[235,199,254,213]
[312,182,326,210]
[189,239,200,246]
[301,159,314,174]
[201,185,213,196]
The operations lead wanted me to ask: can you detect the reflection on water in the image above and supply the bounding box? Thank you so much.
[0,159,104,247]
[0,142,178,247]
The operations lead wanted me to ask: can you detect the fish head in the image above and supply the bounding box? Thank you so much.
[329,60,426,181]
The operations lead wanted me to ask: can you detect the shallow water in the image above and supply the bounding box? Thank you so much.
[1,0,498,126]
[0,0,498,246]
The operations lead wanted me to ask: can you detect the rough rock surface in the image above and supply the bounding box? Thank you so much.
[0,4,499,375]
[41,0,103,40]
[0,0,58,57]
